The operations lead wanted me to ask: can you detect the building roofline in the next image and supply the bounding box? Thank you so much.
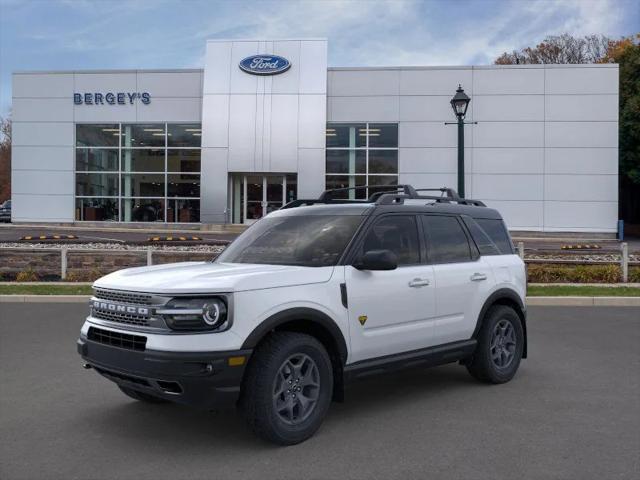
[328,63,618,71]
[13,63,618,76]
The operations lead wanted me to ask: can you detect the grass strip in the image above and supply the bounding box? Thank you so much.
[527,285,640,297]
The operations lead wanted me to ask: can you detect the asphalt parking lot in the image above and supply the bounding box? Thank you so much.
[1,304,638,480]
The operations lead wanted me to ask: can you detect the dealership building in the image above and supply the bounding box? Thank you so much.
[11,39,619,232]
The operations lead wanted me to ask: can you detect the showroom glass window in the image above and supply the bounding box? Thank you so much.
[325,123,398,199]
[75,124,201,222]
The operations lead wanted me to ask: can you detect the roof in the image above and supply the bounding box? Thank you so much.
[272,200,503,220]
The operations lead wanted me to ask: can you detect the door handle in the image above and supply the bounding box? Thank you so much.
[470,272,487,282]
[408,278,430,288]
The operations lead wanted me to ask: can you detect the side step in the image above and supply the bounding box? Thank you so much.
[343,339,477,383]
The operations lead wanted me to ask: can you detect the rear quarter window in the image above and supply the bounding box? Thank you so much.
[474,218,514,255]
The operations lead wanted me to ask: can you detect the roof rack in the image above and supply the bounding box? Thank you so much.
[280,184,486,210]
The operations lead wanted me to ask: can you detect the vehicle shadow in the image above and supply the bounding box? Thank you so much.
[74,364,481,450]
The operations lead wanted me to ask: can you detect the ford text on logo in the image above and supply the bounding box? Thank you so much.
[239,55,291,75]
[74,92,151,105]
[92,300,150,317]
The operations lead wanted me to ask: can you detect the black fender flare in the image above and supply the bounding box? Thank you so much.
[472,288,528,358]
[241,307,349,364]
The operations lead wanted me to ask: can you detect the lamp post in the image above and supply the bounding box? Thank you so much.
[446,85,472,198]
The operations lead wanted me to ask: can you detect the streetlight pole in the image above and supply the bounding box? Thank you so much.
[446,85,475,198]
[457,114,464,197]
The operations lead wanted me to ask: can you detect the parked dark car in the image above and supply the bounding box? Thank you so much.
[0,200,11,222]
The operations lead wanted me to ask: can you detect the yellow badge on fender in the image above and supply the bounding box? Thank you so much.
[358,315,368,326]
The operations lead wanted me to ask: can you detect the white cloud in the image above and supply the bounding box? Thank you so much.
[0,0,636,115]
[188,0,631,66]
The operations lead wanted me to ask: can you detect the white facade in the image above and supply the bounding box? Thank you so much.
[11,39,619,232]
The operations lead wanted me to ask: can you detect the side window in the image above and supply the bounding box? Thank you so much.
[476,218,514,254]
[462,216,501,256]
[422,215,472,264]
[360,215,420,265]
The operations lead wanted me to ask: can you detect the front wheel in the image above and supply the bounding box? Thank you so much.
[466,305,524,384]
[240,332,333,445]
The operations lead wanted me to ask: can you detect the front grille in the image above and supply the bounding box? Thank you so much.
[94,288,153,305]
[92,309,151,327]
[88,326,147,351]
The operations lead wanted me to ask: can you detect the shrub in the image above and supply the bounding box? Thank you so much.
[15,268,40,282]
[65,268,105,282]
[527,264,621,283]
[629,266,640,283]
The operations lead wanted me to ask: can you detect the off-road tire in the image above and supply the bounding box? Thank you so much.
[240,332,333,445]
[466,305,524,384]
[118,385,168,403]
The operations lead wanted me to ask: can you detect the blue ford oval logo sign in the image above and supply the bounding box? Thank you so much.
[239,55,291,75]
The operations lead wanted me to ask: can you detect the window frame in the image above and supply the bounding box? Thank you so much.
[325,122,399,198]
[420,213,480,265]
[74,122,202,223]
[347,213,423,267]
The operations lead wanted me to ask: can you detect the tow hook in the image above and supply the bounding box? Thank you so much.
[82,363,92,370]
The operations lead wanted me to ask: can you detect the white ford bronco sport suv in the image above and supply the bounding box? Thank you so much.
[78,185,527,445]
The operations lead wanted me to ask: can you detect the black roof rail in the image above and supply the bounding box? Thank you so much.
[414,187,460,200]
[280,198,368,209]
[280,184,486,210]
[317,184,418,202]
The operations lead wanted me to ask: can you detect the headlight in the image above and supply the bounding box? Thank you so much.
[157,297,229,332]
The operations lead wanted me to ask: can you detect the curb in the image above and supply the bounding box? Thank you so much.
[0,282,93,286]
[1,295,639,306]
[526,296,640,306]
[528,283,640,288]
[0,295,90,303]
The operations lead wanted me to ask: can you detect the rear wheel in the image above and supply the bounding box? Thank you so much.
[118,385,167,403]
[240,332,333,445]
[466,305,524,384]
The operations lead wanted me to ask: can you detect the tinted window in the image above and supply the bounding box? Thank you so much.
[463,217,501,256]
[361,216,420,265]
[368,123,398,148]
[422,215,472,264]
[217,215,363,267]
[167,124,201,147]
[476,218,514,254]
[76,124,120,147]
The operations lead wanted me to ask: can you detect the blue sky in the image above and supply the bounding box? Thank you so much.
[0,0,638,116]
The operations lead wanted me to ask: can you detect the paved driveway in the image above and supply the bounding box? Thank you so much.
[1,304,638,480]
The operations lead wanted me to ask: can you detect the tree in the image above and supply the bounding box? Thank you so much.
[495,34,611,65]
[0,116,10,203]
[601,35,640,224]
[601,35,640,184]
[495,33,640,225]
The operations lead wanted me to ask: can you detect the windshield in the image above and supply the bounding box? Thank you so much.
[216,215,363,267]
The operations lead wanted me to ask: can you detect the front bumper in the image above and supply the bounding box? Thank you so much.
[77,336,252,409]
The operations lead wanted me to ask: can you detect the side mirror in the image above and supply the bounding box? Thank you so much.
[353,249,398,271]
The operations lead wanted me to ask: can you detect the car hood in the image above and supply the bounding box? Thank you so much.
[93,262,335,294]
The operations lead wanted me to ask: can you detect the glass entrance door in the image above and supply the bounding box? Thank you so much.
[245,175,264,223]
[230,174,296,224]
[265,176,284,215]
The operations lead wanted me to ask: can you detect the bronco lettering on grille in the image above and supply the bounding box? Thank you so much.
[92,300,149,317]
